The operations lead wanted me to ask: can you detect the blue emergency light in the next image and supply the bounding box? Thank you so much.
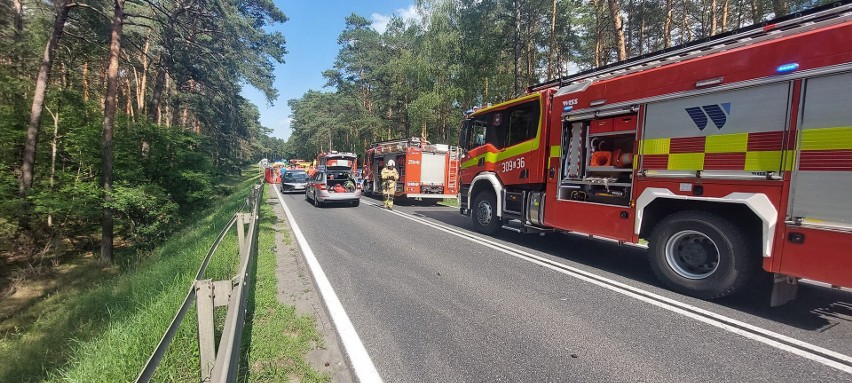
[776,63,799,73]
[563,106,573,112]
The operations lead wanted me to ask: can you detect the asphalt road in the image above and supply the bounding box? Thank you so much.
[275,187,852,382]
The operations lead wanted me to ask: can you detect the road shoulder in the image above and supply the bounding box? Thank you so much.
[268,191,353,382]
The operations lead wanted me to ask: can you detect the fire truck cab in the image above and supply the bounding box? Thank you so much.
[459,1,852,304]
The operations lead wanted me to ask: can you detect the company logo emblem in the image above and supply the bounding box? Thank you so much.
[685,103,731,130]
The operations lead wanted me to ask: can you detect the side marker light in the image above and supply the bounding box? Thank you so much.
[776,63,799,73]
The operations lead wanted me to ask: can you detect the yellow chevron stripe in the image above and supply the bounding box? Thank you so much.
[668,153,704,170]
[550,145,561,158]
[800,126,852,150]
[783,150,795,171]
[640,138,671,155]
[705,133,748,153]
[744,151,782,171]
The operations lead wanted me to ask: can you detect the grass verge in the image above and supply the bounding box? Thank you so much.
[440,197,460,207]
[238,185,328,382]
[0,169,256,382]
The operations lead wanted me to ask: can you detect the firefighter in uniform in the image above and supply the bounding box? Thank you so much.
[381,160,399,209]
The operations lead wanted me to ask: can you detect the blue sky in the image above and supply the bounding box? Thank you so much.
[240,0,419,141]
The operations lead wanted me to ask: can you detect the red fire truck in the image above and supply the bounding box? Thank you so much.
[363,137,461,204]
[458,1,852,305]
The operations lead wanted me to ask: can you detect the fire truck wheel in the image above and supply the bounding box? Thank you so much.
[472,191,501,235]
[648,211,758,300]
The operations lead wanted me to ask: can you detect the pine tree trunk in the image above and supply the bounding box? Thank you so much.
[148,63,166,123]
[12,0,23,40]
[639,3,645,54]
[125,78,133,117]
[82,62,89,102]
[547,0,556,79]
[47,107,60,228]
[751,0,763,24]
[20,0,73,196]
[526,7,533,85]
[513,0,521,94]
[607,0,627,61]
[593,0,603,67]
[682,0,692,43]
[664,0,673,48]
[772,0,788,17]
[101,0,125,265]
[710,0,718,36]
[721,0,730,32]
[136,32,151,113]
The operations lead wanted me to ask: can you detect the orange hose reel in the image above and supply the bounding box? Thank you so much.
[591,151,612,166]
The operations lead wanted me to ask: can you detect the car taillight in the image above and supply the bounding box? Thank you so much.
[317,184,327,190]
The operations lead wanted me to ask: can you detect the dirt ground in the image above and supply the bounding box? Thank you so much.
[267,194,353,382]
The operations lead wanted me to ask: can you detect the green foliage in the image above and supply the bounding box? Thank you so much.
[0,172,254,383]
[105,183,179,247]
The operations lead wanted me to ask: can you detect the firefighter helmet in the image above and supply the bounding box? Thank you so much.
[387,160,395,167]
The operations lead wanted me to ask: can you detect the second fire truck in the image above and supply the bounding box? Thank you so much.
[363,137,461,204]
[458,1,852,304]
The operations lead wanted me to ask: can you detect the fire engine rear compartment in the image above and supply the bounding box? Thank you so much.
[558,115,637,207]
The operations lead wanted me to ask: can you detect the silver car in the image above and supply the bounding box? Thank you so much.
[281,170,308,193]
[305,170,362,207]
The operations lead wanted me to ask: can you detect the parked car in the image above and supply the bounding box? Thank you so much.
[305,170,361,207]
[281,169,308,193]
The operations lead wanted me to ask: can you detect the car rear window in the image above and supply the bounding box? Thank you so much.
[284,172,307,182]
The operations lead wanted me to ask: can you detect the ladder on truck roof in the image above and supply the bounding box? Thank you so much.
[528,0,852,93]
[369,137,422,155]
[447,146,461,191]
[371,137,423,147]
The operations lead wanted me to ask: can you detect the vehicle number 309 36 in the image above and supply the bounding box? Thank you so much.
[500,157,526,173]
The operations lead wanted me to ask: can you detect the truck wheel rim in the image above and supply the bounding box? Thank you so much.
[476,200,493,226]
[664,230,720,280]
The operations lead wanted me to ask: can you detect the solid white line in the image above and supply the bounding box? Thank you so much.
[372,201,852,374]
[275,187,383,382]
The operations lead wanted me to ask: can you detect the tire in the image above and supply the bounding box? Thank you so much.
[471,191,501,235]
[648,211,759,300]
[314,192,323,207]
[351,200,360,207]
[305,190,311,202]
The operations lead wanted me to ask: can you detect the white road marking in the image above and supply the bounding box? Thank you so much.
[274,188,383,382]
[369,201,852,374]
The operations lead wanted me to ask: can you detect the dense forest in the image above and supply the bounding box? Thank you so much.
[0,0,836,270]
[0,0,288,267]
[284,0,834,160]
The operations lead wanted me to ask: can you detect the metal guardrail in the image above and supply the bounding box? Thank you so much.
[136,183,263,383]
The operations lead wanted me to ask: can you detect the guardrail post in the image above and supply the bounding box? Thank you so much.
[195,280,216,382]
[135,182,263,383]
[236,213,246,259]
